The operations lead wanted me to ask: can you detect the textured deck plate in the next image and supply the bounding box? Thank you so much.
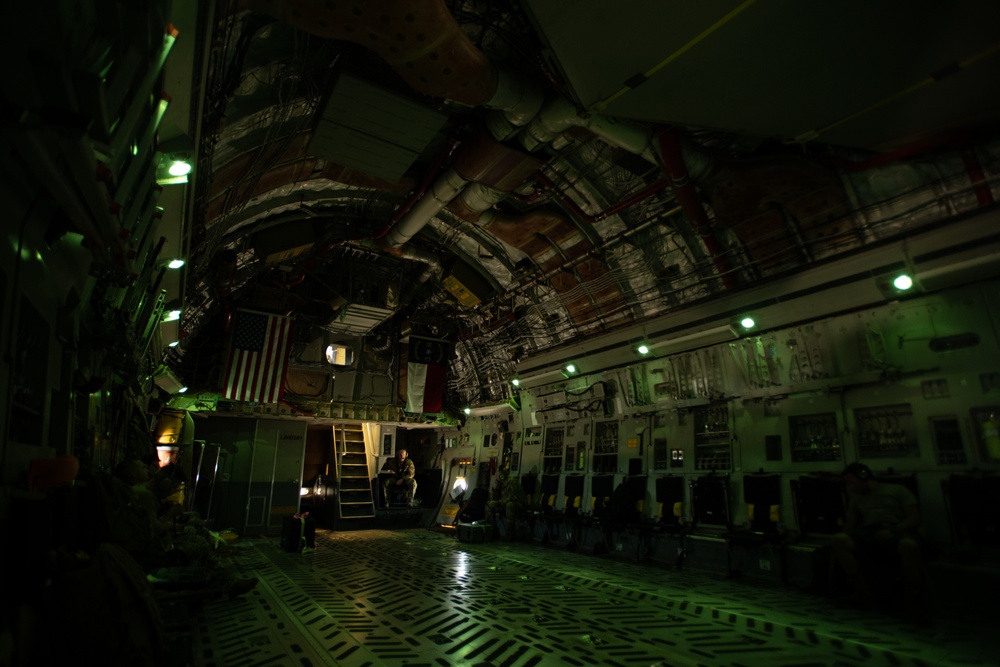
[190,529,998,666]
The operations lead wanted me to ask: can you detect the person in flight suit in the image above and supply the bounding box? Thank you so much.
[382,448,417,507]
[830,462,926,621]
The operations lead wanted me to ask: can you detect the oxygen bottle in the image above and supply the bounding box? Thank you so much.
[984,412,1000,460]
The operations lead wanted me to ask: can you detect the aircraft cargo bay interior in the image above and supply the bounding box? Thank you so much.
[2,1,1000,665]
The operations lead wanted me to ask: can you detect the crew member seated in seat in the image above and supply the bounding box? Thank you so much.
[830,463,925,621]
[382,448,417,507]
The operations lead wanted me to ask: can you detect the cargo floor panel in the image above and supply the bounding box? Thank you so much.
[189,528,998,667]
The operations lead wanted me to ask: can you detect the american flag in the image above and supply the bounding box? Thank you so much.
[222,310,294,404]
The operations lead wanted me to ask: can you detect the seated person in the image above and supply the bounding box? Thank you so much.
[830,463,925,615]
[113,458,150,488]
[381,448,417,506]
[136,463,187,522]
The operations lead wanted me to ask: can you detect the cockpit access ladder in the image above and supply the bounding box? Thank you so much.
[335,423,375,519]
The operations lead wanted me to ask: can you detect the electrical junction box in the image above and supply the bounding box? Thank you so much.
[442,261,493,307]
[252,220,316,265]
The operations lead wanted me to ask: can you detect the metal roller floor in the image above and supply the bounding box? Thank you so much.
[184,528,997,667]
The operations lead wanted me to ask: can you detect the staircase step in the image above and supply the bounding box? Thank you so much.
[341,504,375,518]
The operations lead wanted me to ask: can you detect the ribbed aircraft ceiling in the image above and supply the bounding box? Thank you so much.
[168,0,1000,412]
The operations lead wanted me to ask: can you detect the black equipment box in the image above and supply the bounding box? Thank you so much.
[456,522,493,543]
[281,514,316,553]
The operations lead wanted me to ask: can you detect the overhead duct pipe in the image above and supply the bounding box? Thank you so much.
[385,167,470,247]
[518,97,659,163]
[382,134,462,230]
[378,242,443,284]
[373,240,445,310]
[447,182,507,225]
[484,68,546,139]
[386,130,543,246]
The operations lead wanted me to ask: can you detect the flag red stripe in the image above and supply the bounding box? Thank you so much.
[421,363,446,413]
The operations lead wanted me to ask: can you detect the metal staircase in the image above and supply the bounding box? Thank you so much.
[335,423,375,519]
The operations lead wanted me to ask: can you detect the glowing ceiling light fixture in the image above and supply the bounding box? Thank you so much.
[167,258,185,269]
[163,309,182,322]
[168,160,192,177]
[156,156,193,186]
[168,340,179,348]
[511,378,520,387]
[636,344,650,355]
[463,407,471,415]
[177,386,188,394]
[876,270,919,299]
[740,316,756,330]
[565,363,577,374]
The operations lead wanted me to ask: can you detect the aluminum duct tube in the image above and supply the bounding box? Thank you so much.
[386,167,469,247]
[519,96,657,162]
[521,97,578,148]
[453,182,507,225]
[460,182,507,211]
[400,245,444,283]
[484,66,546,140]
[585,115,657,162]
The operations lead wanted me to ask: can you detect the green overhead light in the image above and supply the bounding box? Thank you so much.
[163,309,182,322]
[740,316,756,330]
[167,258,185,269]
[876,271,919,299]
[636,344,650,355]
[511,378,520,387]
[893,274,913,291]
[565,363,577,374]
[463,407,471,415]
